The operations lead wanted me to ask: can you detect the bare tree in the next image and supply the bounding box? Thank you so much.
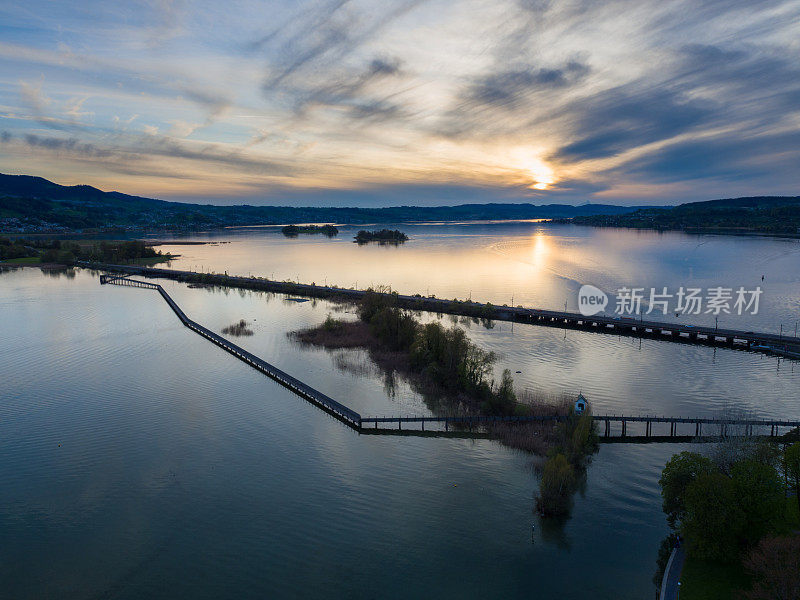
[742,535,800,600]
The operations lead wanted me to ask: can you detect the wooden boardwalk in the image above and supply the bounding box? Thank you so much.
[100,274,361,428]
[360,414,800,438]
[100,274,800,440]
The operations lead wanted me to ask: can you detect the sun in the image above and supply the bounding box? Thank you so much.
[509,148,556,191]
[527,160,555,190]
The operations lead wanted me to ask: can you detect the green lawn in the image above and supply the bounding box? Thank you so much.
[679,556,750,600]
[0,256,41,264]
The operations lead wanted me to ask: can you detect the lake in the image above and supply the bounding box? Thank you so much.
[1,222,798,598]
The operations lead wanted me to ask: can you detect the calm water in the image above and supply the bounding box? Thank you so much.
[154,222,800,334]
[153,222,800,420]
[2,223,798,598]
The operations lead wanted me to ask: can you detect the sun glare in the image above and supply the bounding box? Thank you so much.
[528,161,555,190]
[509,149,556,191]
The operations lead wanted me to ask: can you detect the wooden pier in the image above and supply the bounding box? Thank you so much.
[360,414,800,438]
[101,274,361,428]
[100,274,800,441]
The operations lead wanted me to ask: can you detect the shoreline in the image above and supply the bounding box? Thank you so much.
[4,219,800,241]
[553,221,800,239]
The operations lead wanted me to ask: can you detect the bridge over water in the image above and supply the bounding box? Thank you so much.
[99,273,800,441]
[88,262,800,358]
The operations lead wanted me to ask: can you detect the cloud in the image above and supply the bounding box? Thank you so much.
[1,42,231,123]
[613,130,800,184]
[21,133,114,158]
[284,54,409,122]
[550,37,800,188]
[465,62,591,110]
[19,80,53,116]
[5,131,298,178]
[2,0,800,204]
[167,120,201,138]
[255,0,423,90]
[552,86,718,161]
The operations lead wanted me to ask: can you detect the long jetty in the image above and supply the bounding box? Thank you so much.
[100,273,800,441]
[87,262,800,357]
[100,274,361,428]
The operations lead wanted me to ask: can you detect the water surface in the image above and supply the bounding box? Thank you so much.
[2,223,798,598]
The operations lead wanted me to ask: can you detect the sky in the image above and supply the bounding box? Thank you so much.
[0,0,799,207]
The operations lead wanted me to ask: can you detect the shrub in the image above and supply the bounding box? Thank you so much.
[536,453,576,517]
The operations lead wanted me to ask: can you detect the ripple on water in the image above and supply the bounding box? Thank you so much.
[0,265,791,600]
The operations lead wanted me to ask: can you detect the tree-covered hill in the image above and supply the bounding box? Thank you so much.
[0,173,645,232]
[564,196,800,235]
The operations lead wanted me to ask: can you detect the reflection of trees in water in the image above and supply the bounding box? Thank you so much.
[444,313,495,329]
[329,348,419,404]
[43,267,76,279]
[535,512,571,550]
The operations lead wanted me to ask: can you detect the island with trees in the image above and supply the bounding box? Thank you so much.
[291,289,598,517]
[354,229,409,245]
[281,224,339,237]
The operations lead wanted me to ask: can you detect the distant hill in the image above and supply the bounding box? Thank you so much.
[0,173,649,233]
[562,195,800,236]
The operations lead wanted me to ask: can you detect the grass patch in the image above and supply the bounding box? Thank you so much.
[680,555,751,600]
[1,256,42,264]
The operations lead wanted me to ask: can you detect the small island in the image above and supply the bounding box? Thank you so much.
[354,229,409,245]
[281,224,339,237]
[291,290,598,517]
[221,319,254,336]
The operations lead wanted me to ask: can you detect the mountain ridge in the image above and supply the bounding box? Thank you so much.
[0,173,648,232]
[4,172,797,234]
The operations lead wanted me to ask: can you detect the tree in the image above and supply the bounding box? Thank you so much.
[731,459,785,546]
[536,453,576,517]
[495,369,516,409]
[568,411,598,465]
[682,472,744,561]
[712,435,781,476]
[659,452,715,529]
[785,442,800,515]
[742,535,800,600]
[483,369,516,415]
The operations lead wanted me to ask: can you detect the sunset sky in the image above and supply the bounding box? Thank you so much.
[1,0,799,206]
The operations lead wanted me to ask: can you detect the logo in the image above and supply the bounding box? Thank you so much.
[578,284,608,316]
